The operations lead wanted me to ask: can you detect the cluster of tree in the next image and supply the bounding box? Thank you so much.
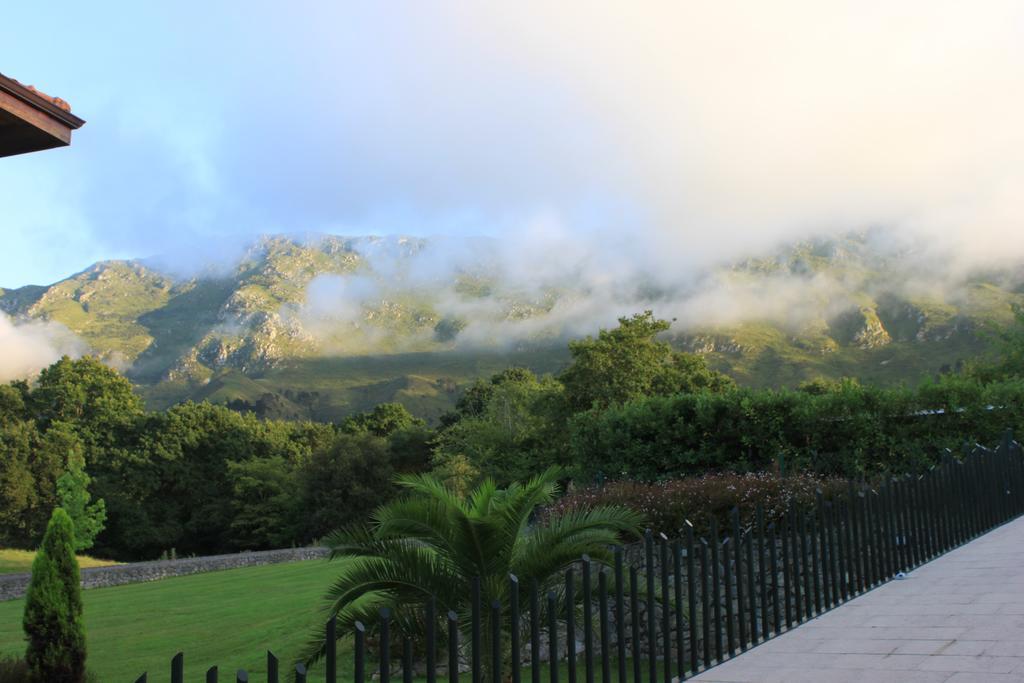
[431,312,735,487]
[0,359,432,560]
[3,307,1022,561]
[432,307,1024,484]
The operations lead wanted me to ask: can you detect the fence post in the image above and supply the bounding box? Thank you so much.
[531,579,542,683]
[877,483,891,581]
[700,539,712,667]
[510,576,521,683]
[892,478,907,571]
[841,498,854,600]
[659,535,672,682]
[768,524,780,637]
[380,608,392,683]
[353,620,365,683]
[732,509,747,651]
[723,535,736,656]
[564,568,576,683]
[547,593,560,683]
[686,523,700,674]
[582,556,594,683]
[745,529,758,648]
[427,595,437,683]
[827,501,842,606]
[614,548,628,683]
[403,636,413,683]
[798,511,812,617]
[267,652,278,683]
[914,474,928,564]
[848,484,863,593]
[711,519,724,660]
[869,488,883,585]
[780,511,792,629]
[448,611,460,683]
[672,539,686,675]
[326,615,336,683]
[645,529,657,682]
[809,514,822,614]
[206,666,218,683]
[756,507,769,640]
[472,576,482,683]
[815,492,831,608]
[630,565,642,683]
[491,601,502,683]
[171,652,183,683]
[788,507,802,623]
[236,670,247,683]
[598,569,611,683]
[295,663,307,683]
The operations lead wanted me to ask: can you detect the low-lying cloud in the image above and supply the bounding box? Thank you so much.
[0,315,85,382]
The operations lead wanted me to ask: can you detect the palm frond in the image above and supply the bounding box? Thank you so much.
[395,472,469,512]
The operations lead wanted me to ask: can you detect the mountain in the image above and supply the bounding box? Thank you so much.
[2,233,1021,421]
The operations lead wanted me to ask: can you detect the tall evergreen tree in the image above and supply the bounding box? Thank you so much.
[23,508,86,683]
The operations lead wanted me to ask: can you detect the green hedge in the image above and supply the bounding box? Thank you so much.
[568,376,1024,481]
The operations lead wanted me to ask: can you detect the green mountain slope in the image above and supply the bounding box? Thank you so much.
[3,233,1021,421]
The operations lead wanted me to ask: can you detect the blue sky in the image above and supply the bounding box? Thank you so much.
[1,3,616,286]
[2,2,1023,287]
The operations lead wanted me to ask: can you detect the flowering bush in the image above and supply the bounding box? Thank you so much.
[546,472,848,539]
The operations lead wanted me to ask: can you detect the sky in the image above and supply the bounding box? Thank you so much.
[2,1,1024,288]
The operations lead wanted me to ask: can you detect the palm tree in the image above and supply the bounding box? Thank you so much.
[302,466,644,675]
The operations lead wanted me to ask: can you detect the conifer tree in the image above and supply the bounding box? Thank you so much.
[23,508,86,683]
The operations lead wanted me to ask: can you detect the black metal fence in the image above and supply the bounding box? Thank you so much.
[136,432,1024,683]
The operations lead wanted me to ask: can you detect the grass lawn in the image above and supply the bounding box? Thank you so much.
[0,549,118,575]
[0,559,348,681]
[0,557,680,682]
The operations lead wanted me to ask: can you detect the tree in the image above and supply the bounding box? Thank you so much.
[23,508,87,683]
[302,467,644,676]
[386,423,435,475]
[297,433,397,541]
[56,450,106,551]
[433,372,564,485]
[341,402,425,438]
[970,303,1024,381]
[559,311,733,412]
[30,356,142,436]
[227,456,300,550]
[449,367,541,422]
[0,418,38,547]
[0,415,70,548]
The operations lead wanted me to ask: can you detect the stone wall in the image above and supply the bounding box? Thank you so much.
[0,546,329,602]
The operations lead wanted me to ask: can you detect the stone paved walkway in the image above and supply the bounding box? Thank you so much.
[691,515,1024,683]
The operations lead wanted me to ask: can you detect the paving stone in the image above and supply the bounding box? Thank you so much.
[691,517,1024,681]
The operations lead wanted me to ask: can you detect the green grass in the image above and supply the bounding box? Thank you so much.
[0,554,681,682]
[0,559,346,681]
[0,549,117,575]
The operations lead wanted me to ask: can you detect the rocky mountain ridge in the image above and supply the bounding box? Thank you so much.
[2,232,1021,419]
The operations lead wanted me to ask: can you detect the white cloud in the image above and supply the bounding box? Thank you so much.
[0,315,86,382]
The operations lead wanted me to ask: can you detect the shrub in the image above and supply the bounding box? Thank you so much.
[545,472,848,539]
[23,508,86,683]
[0,656,30,683]
[567,376,1024,481]
[0,656,97,683]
